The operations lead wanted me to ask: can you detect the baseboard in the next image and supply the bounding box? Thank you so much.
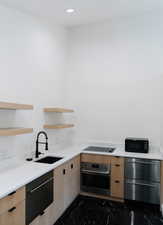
[80,191,124,203]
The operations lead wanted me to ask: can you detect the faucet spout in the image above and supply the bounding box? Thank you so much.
[35,131,48,158]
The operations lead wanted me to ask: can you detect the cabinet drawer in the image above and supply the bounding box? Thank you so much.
[0,200,25,225]
[111,157,124,165]
[111,179,124,199]
[111,164,124,181]
[0,186,25,215]
[81,154,111,164]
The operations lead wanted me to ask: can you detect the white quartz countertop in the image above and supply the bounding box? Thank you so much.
[82,146,163,160]
[0,147,80,200]
[0,144,163,200]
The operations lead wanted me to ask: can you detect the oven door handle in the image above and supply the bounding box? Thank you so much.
[81,169,110,175]
[30,177,53,194]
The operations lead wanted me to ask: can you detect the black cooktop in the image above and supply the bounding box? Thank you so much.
[83,146,116,153]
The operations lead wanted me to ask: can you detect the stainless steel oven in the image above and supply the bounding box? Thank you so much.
[81,162,110,195]
[125,158,160,204]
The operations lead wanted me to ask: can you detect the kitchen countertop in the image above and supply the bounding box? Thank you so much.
[0,144,163,200]
[0,147,80,200]
[82,146,163,160]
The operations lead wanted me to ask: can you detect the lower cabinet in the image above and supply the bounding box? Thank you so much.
[81,154,124,200]
[0,200,25,225]
[30,155,80,225]
[0,186,25,225]
[110,157,124,199]
[53,163,65,224]
[64,156,80,210]
[56,155,80,222]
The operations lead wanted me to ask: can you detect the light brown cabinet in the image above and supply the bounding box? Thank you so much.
[64,156,80,210]
[0,187,25,225]
[0,200,25,225]
[70,156,81,201]
[0,186,25,215]
[81,153,111,164]
[52,155,80,224]
[110,157,124,199]
[53,163,65,223]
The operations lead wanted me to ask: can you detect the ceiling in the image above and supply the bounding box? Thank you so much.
[0,0,163,27]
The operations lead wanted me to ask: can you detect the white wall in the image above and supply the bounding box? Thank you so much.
[0,4,70,160]
[161,75,163,149]
[0,4,162,160]
[66,13,163,149]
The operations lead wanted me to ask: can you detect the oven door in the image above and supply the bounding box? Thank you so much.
[81,171,110,195]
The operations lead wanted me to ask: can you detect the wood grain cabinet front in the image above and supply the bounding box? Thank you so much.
[64,155,80,210]
[0,186,25,215]
[53,155,80,224]
[81,153,111,164]
[53,163,65,223]
[110,157,124,199]
[0,200,25,225]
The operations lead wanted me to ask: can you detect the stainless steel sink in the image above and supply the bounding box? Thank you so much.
[35,156,63,164]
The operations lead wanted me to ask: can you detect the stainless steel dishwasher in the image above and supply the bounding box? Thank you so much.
[26,170,53,225]
[125,158,160,204]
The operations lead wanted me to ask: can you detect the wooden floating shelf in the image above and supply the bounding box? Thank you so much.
[0,102,33,110]
[43,124,74,129]
[0,128,33,136]
[44,108,74,113]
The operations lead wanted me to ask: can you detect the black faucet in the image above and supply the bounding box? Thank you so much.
[35,131,48,158]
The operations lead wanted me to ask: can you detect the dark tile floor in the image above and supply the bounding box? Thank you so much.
[54,195,163,225]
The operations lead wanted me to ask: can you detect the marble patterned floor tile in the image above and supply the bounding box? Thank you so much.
[54,195,163,225]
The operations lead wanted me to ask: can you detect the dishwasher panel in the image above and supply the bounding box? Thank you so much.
[125,158,160,182]
[125,179,160,204]
[26,171,53,225]
[124,158,160,205]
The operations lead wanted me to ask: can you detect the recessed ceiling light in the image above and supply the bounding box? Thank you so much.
[66,8,75,13]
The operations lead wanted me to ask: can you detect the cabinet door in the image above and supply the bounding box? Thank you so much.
[0,186,25,215]
[64,156,80,210]
[69,156,80,201]
[0,200,25,225]
[111,179,124,199]
[53,164,65,223]
[63,162,72,210]
[111,157,124,199]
